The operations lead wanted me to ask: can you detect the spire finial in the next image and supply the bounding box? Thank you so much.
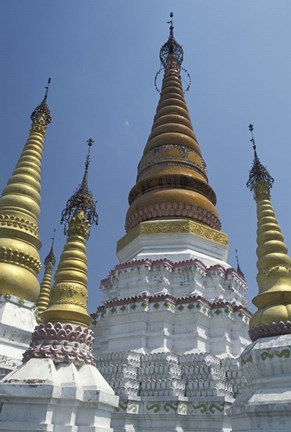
[167,12,174,38]
[44,77,51,102]
[30,78,52,125]
[235,248,245,279]
[159,12,183,69]
[248,123,256,153]
[246,124,274,197]
[51,228,56,246]
[61,138,98,235]
[44,228,56,267]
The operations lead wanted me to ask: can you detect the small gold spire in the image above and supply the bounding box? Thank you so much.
[36,230,56,322]
[0,80,52,302]
[42,139,98,327]
[247,125,291,340]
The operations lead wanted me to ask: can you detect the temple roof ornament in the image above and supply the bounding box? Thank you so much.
[61,138,98,236]
[36,230,56,322]
[125,15,221,234]
[44,228,56,267]
[0,80,52,302]
[235,249,245,280]
[246,124,274,197]
[31,77,52,125]
[160,13,183,70]
[42,140,97,328]
[247,124,291,341]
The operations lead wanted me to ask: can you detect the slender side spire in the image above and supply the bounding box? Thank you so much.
[247,125,291,341]
[235,249,245,280]
[36,230,56,322]
[0,79,52,302]
[125,14,221,233]
[42,139,98,327]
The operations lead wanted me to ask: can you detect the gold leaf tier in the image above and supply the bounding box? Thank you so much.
[125,44,221,233]
[0,97,51,302]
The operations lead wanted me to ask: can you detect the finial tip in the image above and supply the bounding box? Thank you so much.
[44,77,51,101]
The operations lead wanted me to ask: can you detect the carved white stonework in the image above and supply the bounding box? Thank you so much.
[94,258,250,357]
[93,229,251,431]
[0,294,36,378]
[95,351,245,432]
[0,357,119,432]
[231,334,291,432]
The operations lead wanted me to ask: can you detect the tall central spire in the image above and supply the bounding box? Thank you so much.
[125,14,220,233]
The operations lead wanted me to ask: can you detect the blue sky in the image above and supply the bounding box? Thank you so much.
[1,1,291,312]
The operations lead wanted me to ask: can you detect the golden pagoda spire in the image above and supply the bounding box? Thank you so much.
[42,138,98,328]
[0,78,52,302]
[36,230,56,322]
[125,13,220,233]
[247,124,291,341]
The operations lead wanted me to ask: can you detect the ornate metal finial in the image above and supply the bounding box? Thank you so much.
[235,249,245,280]
[44,228,56,267]
[31,77,52,125]
[44,77,51,102]
[155,13,190,94]
[246,124,274,193]
[159,12,183,69]
[168,12,174,38]
[61,139,98,234]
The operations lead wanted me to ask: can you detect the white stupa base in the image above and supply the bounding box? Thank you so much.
[117,219,229,267]
[0,294,36,378]
[0,358,119,432]
[231,334,291,431]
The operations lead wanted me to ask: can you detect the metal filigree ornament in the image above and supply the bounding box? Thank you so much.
[160,13,183,69]
[61,138,98,235]
[246,124,274,196]
[31,77,52,125]
[155,13,191,94]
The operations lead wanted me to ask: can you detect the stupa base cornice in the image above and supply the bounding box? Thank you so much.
[117,219,228,264]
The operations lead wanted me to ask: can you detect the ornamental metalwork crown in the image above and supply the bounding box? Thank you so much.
[160,12,183,69]
[31,78,52,125]
[246,124,274,192]
[61,138,98,234]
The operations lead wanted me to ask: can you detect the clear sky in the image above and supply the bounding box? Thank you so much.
[1,1,291,312]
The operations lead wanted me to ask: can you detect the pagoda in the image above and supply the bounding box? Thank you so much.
[0,81,51,377]
[0,140,118,432]
[93,14,251,432]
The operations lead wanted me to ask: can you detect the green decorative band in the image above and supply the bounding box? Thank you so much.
[261,348,290,361]
[146,402,160,413]
[241,354,253,366]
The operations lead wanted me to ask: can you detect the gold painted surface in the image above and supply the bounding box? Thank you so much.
[36,261,54,323]
[117,219,228,252]
[125,46,221,232]
[42,210,92,327]
[0,110,49,302]
[250,179,291,328]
